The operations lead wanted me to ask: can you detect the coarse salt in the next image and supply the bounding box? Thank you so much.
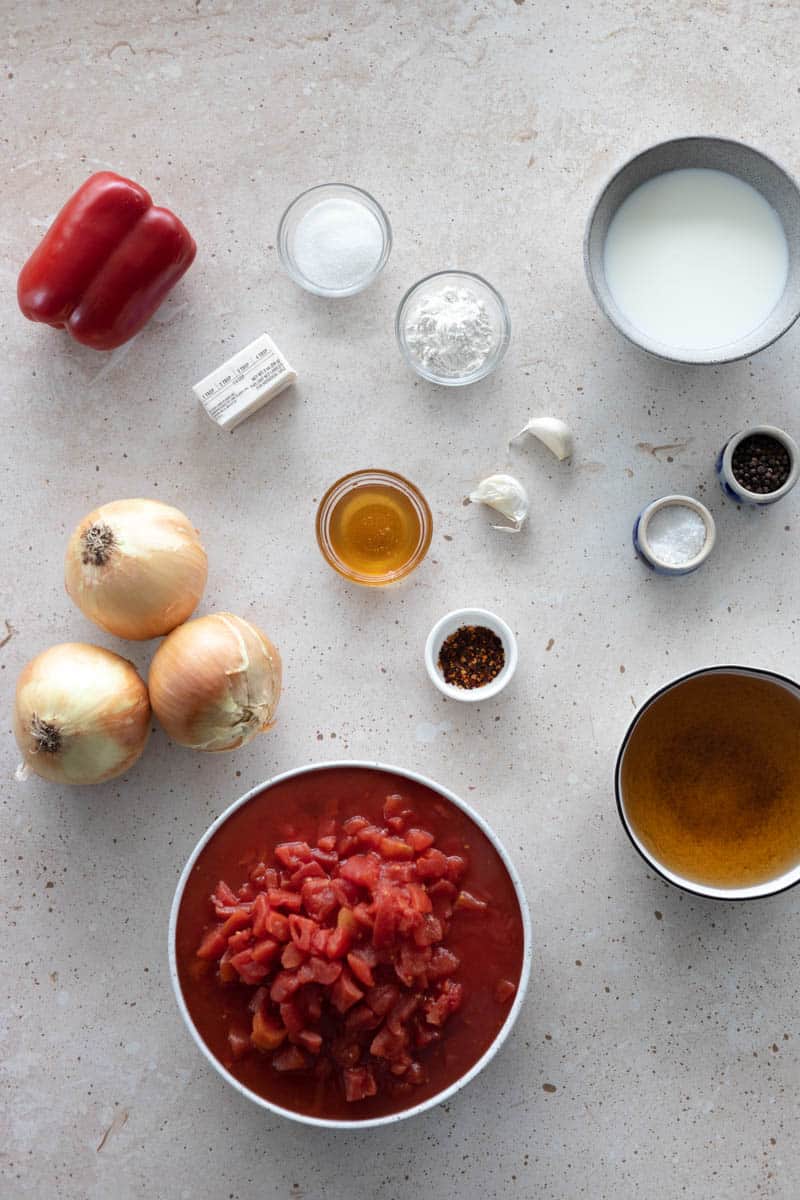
[292,197,384,292]
[646,504,707,566]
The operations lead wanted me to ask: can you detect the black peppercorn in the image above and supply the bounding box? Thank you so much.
[731,434,791,495]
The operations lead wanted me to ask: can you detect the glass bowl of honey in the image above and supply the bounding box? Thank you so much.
[316,469,433,586]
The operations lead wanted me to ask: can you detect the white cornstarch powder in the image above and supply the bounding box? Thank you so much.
[404,286,498,378]
[292,198,384,291]
[646,505,707,566]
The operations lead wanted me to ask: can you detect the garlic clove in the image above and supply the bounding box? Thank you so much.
[511,416,574,461]
[468,473,529,532]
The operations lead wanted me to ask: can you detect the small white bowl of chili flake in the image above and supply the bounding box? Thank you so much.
[424,608,518,702]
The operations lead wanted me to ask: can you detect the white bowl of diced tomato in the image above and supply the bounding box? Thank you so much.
[169,761,532,1128]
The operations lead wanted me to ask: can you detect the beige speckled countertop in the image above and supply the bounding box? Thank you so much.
[3,2,800,1197]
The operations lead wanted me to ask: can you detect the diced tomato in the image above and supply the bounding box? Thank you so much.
[413,1019,441,1049]
[281,942,305,970]
[289,914,319,953]
[365,983,399,1016]
[218,948,237,983]
[227,928,253,953]
[267,888,303,912]
[370,1026,408,1062]
[272,1045,311,1072]
[301,878,338,922]
[352,902,374,930]
[406,1061,426,1086]
[339,853,381,892]
[372,885,399,949]
[251,892,269,938]
[428,947,460,980]
[407,828,435,853]
[445,856,468,883]
[416,848,448,880]
[424,979,463,1027]
[211,880,238,908]
[251,937,281,965]
[270,970,302,1003]
[279,999,305,1036]
[386,994,419,1036]
[196,924,227,961]
[317,834,337,854]
[330,968,364,1013]
[263,867,279,889]
[220,908,252,938]
[412,914,443,948]
[342,815,369,835]
[308,956,343,986]
[325,926,352,960]
[296,1029,323,1055]
[407,882,433,914]
[336,834,357,857]
[343,1065,377,1102]
[300,984,323,1023]
[494,978,517,1003]
[347,950,375,988]
[344,1003,382,1033]
[266,911,290,942]
[380,861,417,884]
[253,1008,287,1056]
[310,847,339,871]
[227,1025,251,1060]
[379,836,414,861]
[275,841,313,869]
[354,824,387,851]
[238,882,256,902]
[332,878,360,908]
[291,860,327,885]
[455,890,488,913]
[382,793,415,825]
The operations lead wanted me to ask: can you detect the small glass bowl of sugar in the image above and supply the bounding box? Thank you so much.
[278,183,392,297]
[633,495,716,576]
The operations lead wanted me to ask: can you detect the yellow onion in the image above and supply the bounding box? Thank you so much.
[65,498,208,641]
[149,613,282,752]
[14,643,151,785]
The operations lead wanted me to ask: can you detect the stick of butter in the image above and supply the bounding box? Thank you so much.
[193,333,297,430]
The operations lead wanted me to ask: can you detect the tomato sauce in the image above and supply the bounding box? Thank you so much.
[175,766,525,1121]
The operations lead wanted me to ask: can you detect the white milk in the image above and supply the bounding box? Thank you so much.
[603,168,789,350]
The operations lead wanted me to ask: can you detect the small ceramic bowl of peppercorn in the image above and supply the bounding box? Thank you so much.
[717,424,799,506]
[425,608,518,703]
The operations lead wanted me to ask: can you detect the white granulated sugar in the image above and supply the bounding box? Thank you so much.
[404,286,497,377]
[646,505,707,566]
[292,198,383,290]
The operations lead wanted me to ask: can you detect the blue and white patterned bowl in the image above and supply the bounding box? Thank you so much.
[716,424,799,506]
[633,495,716,576]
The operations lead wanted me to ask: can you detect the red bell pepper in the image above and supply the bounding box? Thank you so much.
[17,171,196,351]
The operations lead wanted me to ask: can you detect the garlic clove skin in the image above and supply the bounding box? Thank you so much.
[148,612,282,752]
[512,416,574,461]
[468,473,529,532]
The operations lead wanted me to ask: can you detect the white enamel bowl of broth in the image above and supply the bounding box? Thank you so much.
[615,666,800,900]
[585,137,800,364]
[169,761,533,1129]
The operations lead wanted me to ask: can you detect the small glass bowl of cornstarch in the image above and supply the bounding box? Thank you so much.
[396,271,511,386]
[278,183,392,297]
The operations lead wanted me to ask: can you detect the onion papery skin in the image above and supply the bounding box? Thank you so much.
[65,498,208,641]
[148,613,282,752]
[14,643,151,785]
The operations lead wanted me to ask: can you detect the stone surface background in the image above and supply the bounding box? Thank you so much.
[2,1,799,1197]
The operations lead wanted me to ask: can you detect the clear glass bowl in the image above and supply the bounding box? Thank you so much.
[395,270,511,386]
[316,468,433,587]
[277,183,392,297]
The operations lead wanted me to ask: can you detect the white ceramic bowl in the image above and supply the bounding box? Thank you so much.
[168,760,532,1129]
[616,666,800,900]
[425,608,518,702]
[633,494,716,576]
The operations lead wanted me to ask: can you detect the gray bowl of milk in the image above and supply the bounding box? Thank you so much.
[584,137,800,364]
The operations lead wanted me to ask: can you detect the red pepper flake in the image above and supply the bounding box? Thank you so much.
[438,625,505,689]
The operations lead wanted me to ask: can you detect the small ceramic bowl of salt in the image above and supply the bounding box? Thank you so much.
[278,183,392,297]
[633,495,716,576]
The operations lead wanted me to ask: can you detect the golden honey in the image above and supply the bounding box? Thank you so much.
[316,470,432,585]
